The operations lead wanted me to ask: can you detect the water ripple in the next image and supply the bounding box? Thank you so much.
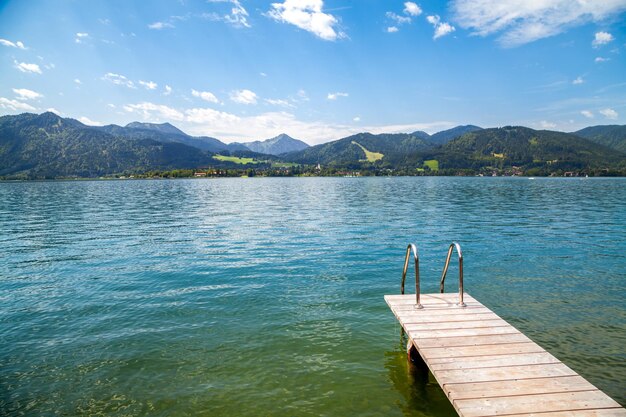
[0,177,625,416]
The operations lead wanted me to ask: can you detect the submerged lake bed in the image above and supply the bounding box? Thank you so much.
[1,177,625,416]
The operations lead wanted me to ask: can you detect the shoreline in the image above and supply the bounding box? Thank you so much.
[1,175,624,183]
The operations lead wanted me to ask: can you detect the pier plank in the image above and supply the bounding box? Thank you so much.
[388,301,480,309]
[444,376,599,399]
[456,391,623,417]
[385,293,625,417]
[428,351,560,371]
[403,318,509,330]
[415,332,532,348]
[502,409,626,417]
[436,362,577,384]
[407,325,521,339]
[397,307,493,316]
[419,342,545,359]
[400,312,502,324]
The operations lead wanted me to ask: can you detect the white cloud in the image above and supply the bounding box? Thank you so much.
[12,88,43,100]
[260,72,267,77]
[572,76,584,85]
[426,15,439,25]
[224,0,251,28]
[265,98,294,107]
[599,108,618,119]
[164,85,172,95]
[102,72,135,88]
[427,15,455,39]
[201,13,222,22]
[540,120,557,129]
[404,2,422,16]
[170,14,191,22]
[452,0,626,47]
[185,107,241,125]
[580,110,594,118]
[14,61,42,74]
[139,80,158,90]
[119,101,453,145]
[230,89,258,104]
[434,22,455,39]
[148,22,174,30]
[184,110,453,145]
[268,0,344,41]
[75,32,89,43]
[595,56,610,63]
[205,0,251,28]
[0,38,26,49]
[386,2,422,32]
[296,89,309,101]
[192,89,219,103]
[46,108,62,115]
[123,102,185,121]
[387,11,411,25]
[74,78,82,85]
[353,116,361,122]
[327,92,348,100]
[593,31,615,47]
[0,97,36,112]
[79,116,103,126]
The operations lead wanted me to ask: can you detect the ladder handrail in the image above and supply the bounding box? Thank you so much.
[401,243,422,309]
[439,242,466,307]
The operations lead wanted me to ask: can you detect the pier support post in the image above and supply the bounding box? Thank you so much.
[407,338,427,369]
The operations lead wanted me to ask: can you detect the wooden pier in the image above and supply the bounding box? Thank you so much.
[385,292,626,417]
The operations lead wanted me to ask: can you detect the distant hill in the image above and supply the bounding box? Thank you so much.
[237,133,309,155]
[0,112,217,178]
[126,121,187,136]
[96,122,242,153]
[573,125,626,153]
[429,125,482,145]
[283,132,435,166]
[431,126,625,173]
[281,125,625,174]
[411,130,431,141]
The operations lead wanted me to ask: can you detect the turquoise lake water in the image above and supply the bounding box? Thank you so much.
[1,177,625,416]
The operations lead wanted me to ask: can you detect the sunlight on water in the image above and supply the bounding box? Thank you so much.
[1,177,624,416]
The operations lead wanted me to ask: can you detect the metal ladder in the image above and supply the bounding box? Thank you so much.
[400,242,466,308]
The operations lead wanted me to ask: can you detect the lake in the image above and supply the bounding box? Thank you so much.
[1,177,625,416]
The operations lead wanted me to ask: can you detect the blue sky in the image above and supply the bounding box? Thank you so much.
[1,0,625,144]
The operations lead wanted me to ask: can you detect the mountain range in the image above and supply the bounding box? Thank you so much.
[430,126,624,175]
[412,125,483,145]
[95,122,239,153]
[233,133,309,155]
[94,121,303,154]
[283,132,435,166]
[0,112,625,178]
[573,125,626,153]
[0,112,215,178]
